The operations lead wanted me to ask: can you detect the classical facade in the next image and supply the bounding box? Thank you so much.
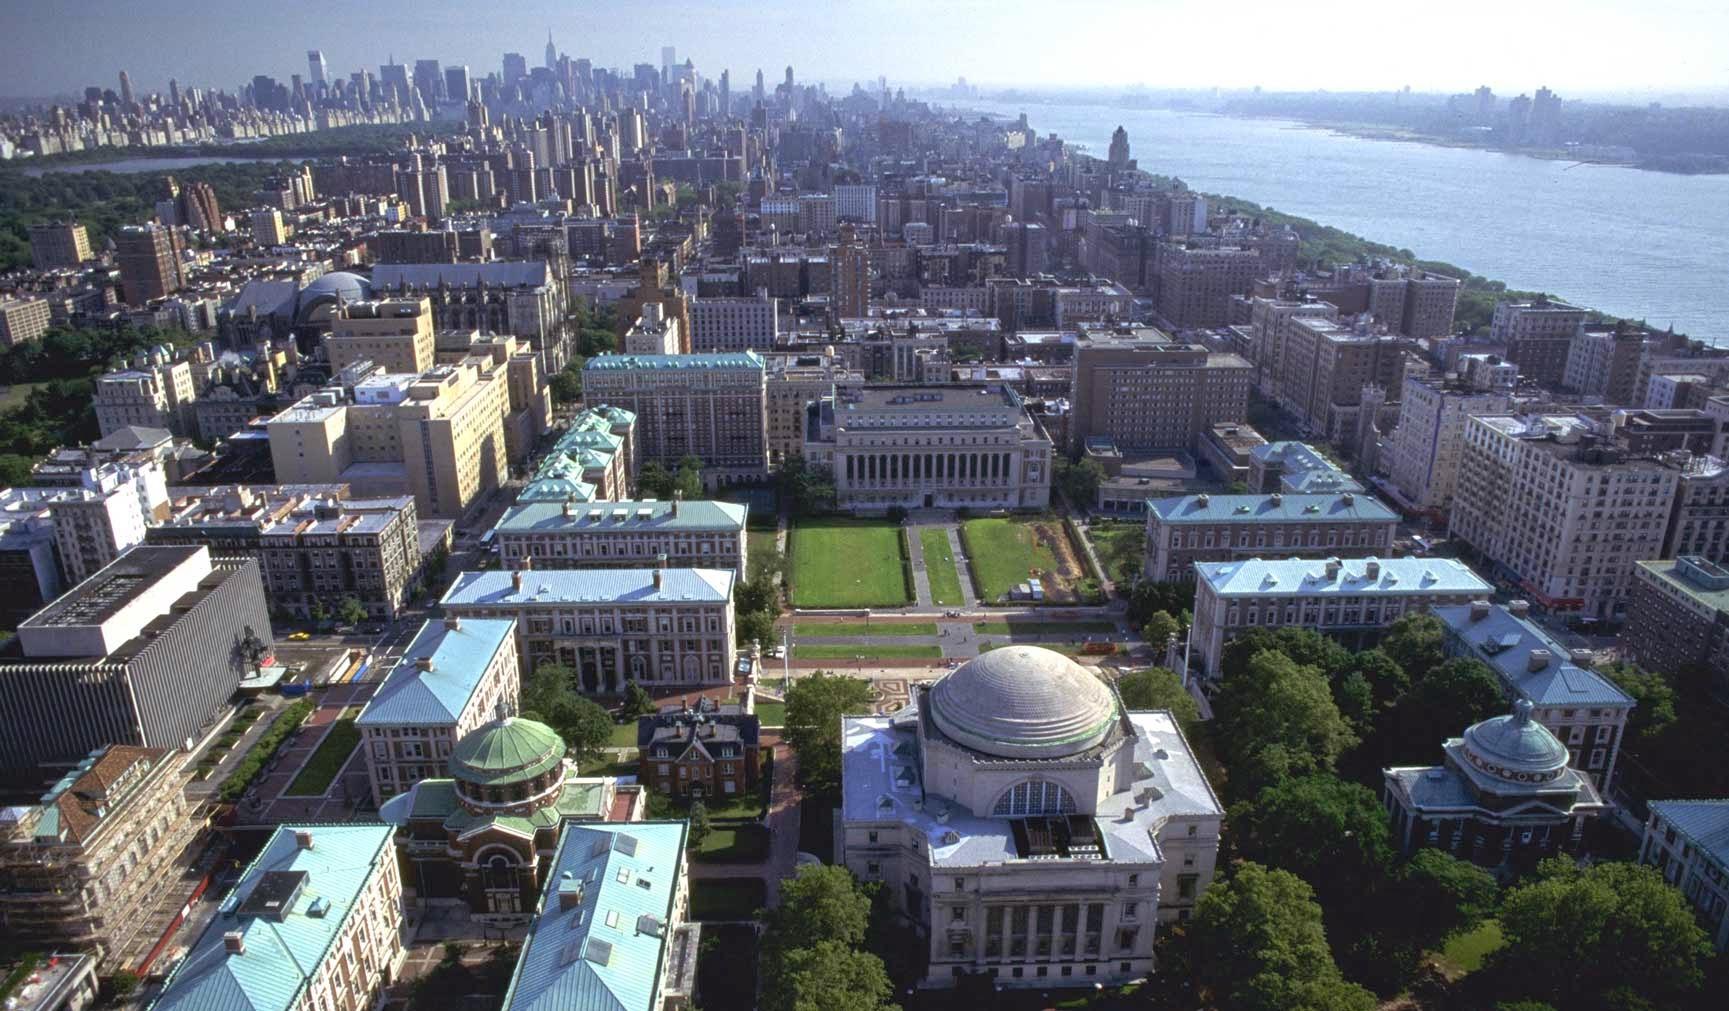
[1639,800,1729,952]
[841,647,1223,991]
[492,499,748,581]
[805,384,1053,513]
[1143,491,1398,582]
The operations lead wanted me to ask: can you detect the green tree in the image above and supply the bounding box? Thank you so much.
[1342,647,1410,714]
[1214,651,1358,798]
[545,696,613,760]
[309,596,329,624]
[738,608,777,650]
[1188,862,1377,1011]
[1228,775,1393,902]
[1392,849,1499,950]
[1379,657,1505,766]
[575,328,616,357]
[1114,666,1200,729]
[687,798,711,849]
[1141,610,1181,648]
[622,680,657,719]
[1599,661,1677,742]
[762,940,900,1011]
[638,461,675,498]
[1054,457,1105,506]
[1220,626,1353,683]
[1381,612,1447,677]
[1127,579,1193,626]
[522,662,577,717]
[782,671,874,795]
[761,864,872,960]
[549,363,583,403]
[105,969,140,999]
[1490,858,1711,1010]
[674,455,705,500]
[336,595,368,626]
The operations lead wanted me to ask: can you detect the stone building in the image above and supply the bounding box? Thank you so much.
[1639,800,1729,952]
[1143,491,1398,582]
[492,499,748,581]
[1067,330,1251,455]
[582,352,768,482]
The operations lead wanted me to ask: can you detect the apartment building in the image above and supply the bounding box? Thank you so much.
[441,565,736,694]
[1191,556,1490,677]
[1246,297,1340,396]
[492,499,749,581]
[436,332,554,465]
[1274,316,1414,446]
[1491,299,1590,388]
[0,296,52,346]
[372,261,569,371]
[267,358,510,519]
[690,290,779,352]
[1639,800,1729,952]
[764,351,863,466]
[1154,244,1259,328]
[1380,371,1519,515]
[1366,271,1461,338]
[1449,415,1678,619]
[517,406,636,505]
[148,825,405,1011]
[326,297,436,375]
[1564,324,1643,402]
[0,746,199,965]
[1143,491,1398,582]
[147,486,423,620]
[114,224,183,306]
[1625,556,1729,706]
[1068,329,1252,455]
[582,352,768,481]
[355,616,520,806]
[1433,600,1633,791]
[27,221,92,269]
[93,353,196,438]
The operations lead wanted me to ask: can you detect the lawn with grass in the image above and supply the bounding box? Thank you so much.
[792,620,937,637]
[919,528,966,606]
[794,643,942,660]
[972,619,1120,636]
[1436,920,1504,978]
[581,757,639,779]
[607,722,640,747]
[1086,522,1147,583]
[284,717,360,797]
[753,700,785,725]
[746,529,781,581]
[788,518,911,608]
[693,824,771,863]
[690,879,768,922]
[961,517,1062,602]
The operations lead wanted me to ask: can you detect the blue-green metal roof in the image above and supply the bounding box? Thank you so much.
[1431,603,1633,708]
[502,821,688,1011]
[1649,800,1729,864]
[149,824,395,1011]
[493,500,747,534]
[583,351,763,371]
[442,568,734,607]
[1196,556,1491,598]
[356,618,516,727]
[1148,492,1396,523]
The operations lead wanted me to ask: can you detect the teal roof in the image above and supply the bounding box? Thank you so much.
[149,825,395,1011]
[1649,800,1729,864]
[518,478,599,503]
[1148,492,1396,524]
[442,568,734,607]
[502,822,688,1011]
[443,781,609,838]
[583,351,763,372]
[494,500,747,535]
[356,619,516,728]
[451,717,567,785]
[1432,604,1633,708]
[1196,557,1491,598]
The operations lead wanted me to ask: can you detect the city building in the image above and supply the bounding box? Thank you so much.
[355,616,519,806]
[0,295,52,346]
[372,262,569,371]
[114,224,183,306]
[1433,600,1633,791]
[27,221,92,269]
[840,647,1223,990]
[1491,299,1590,389]
[1380,370,1519,516]
[1246,441,1361,495]
[1383,701,1609,870]
[636,696,762,800]
[1068,330,1252,455]
[1245,297,1340,397]
[1155,244,1260,328]
[1143,491,1398,582]
[1190,556,1491,678]
[0,488,61,628]
[441,565,736,694]
[763,351,863,466]
[0,745,199,965]
[1449,415,1677,619]
[1639,800,1729,952]
[326,297,436,375]
[267,358,510,519]
[1625,556,1729,705]
[93,350,196,438]
[21,453,169,588]
[147,824,405,1011]
[804,384,1053,513]
[583,352,768,481]
[492,499,749,580]
[500,821,698,1011]
[437,331,555,464]
[516,405,637,505]
[249,207,286,245]
[689,290,779,352]
[0,545,271,786]
[623,302,683,355]
[1273,316,1414,448]
[1564,323,1644,403]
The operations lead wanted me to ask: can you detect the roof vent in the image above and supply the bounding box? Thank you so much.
[1195,493,1209,507]
[416,656,435,672]
[1341,493,1354,506]
[1528,649,1553,672]
[1269,493,1282,506]
[558,879,586,910]
[512,569,524,592]
[1470,600,1490,621]
[637,913,663,937]
[1509,599,1531,618]
[295,829,314,850]
[1364,559,1380,579]
[223,930,245,955]
[443,614,461,632]
[307,896,331,918]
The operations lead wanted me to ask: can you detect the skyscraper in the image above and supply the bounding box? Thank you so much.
[413,59,444,104]
[118,69,135,108]
[115,224,183,305]
[545,32,558,70]
[661,46,677,78]
[379,59,410,103]
[444,64,471,103]
[754,68,765,103]
[719,69,730,116]
[503,52,527,86]
[307,49,328,86]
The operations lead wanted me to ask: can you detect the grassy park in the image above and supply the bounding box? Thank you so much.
[919,528,966,606]
[794,642,941,661]
[961,517,1069,602]
[788,518,911,608]
[284,715,360,797]
[792,620,937,637]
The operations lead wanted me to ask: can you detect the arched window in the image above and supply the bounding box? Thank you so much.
[991,780,1077,817]
[481,851,518,891]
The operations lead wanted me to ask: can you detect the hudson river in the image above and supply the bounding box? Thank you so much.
[965,99,1729,344]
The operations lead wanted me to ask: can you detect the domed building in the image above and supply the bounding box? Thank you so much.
[840,646,1223,991]
[1383,699,1609,871]
[386,706,642,925]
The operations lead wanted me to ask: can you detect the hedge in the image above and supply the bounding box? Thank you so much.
[218,699,315,803]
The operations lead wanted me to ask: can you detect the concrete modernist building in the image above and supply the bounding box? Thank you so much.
[1639,800,1729,952]
[0,745,199,966]
[1491,298,1590,388]
[1449,415,1678,618]
[267,358,510,519]
[326,297,436,375]
[1625,556,1729,706]
[840,647,1223,990]
[0,295,52,346]
[441,566,736,693]
[0,546,271,786]
[636,696,762,800]
[148,486,423,620]
[1068,329,1252,455]
[148,824,406,1011]
[35,455,168,587]
[502,822,699,1011]
[1190,556,1491,678]
[1383,701,1608,872]
[1381,371,1519,515]
[805,384,1053,513]
[583,352,768,481]
[1143,491,1398,582]
[355,616,520,807]
[1433,600,1633,791]
[689,290,779,352]
[492,499,749,581]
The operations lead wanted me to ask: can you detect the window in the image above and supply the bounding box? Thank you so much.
[954,877,965,891]
[868,831,878,844]
[951,905,967,923]
[1127,873,1138,887]
[1122,902,1138,920]
[866,862,881,876]
[992,780,1077,817]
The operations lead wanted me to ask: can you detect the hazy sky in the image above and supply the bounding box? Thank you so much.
[3,0,1725,102]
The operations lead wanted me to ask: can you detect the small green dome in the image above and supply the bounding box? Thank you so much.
[451,716,566,786]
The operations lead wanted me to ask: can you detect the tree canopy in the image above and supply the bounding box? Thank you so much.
[782,671,874,796]
[1213,650,1357,799]
[1114,666,1200,729]
[1228,775,1393,902]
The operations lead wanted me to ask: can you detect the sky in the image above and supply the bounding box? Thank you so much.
[1,0,1725,104]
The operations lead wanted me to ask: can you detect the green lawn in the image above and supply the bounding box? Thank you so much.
[961,517,1062,602]
[746,529,781,581]
[1436,920,1504,978]
[581,757,639,779]
[607,722,640,747]
[794,643,942,660]
[972,619,1120,636]
[284,718,360,797]
[792,620,937,637]
[788,518,911,608]
[690,879,768,921]
[693,824,772,863]
[1087,522,1146,583]
[919,528,966,606]
[753,700,785,726]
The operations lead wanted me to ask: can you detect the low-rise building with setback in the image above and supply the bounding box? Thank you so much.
[1639,800,1729,952]
[492,499,748,581]
[1246,441,1362,495]
[1143,491,1398,582]
[326,297,435,375]
[635,697,762,801]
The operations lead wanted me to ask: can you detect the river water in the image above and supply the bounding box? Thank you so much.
[965,99,1729,343]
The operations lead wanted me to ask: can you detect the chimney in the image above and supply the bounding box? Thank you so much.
[1508,599,1531,619]
[562,499,572,518]
[557,875,585,910]
[444,614,461,632]
[223,930,246,955]
[670,499,680,518]
[1341,492,1355,506]
[416,656,435,672]
[1269,493,1282,506]
[1324,558,1341,580]
[653,568,664,590]
[511,569,524,592]
[295,829,314,849]
[1364,559,1380,579]
[523,554,534,571]
[1527,649,1553,672]
[1469,599,1490,621]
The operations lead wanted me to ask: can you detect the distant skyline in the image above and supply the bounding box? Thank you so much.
[2,0,1726,104]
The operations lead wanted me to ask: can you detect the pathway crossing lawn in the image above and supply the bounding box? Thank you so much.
[284,716,360,796]
[961,517,1062,602]
[794,643,942,660]
[919,528,966,606]
[789,518,910,608]
[1087,522,1146,582]
[793,620,937,637]
[747,529,780,580]
[972,619,1120,636]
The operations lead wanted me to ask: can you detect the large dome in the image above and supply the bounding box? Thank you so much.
[451,716,566,787]
[293,271,373,325]
[1460,700,1569,786]
[927,646,1119,760]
